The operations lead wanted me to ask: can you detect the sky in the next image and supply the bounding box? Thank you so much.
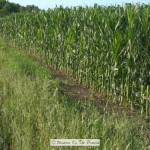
[9,0,150,10]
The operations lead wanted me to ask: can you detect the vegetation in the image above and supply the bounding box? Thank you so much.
[0,2,150,149]
[0,0,40,17]
[0,4,149,115]
[0,41,150,150]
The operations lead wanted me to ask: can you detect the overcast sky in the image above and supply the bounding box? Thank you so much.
[9,0,150,9]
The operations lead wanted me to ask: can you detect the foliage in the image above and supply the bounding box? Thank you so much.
[0,0,40,17]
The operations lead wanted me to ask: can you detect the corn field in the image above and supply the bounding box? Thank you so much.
[0,4,150,115]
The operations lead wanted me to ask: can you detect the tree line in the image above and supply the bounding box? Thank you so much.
[0,0,40,17]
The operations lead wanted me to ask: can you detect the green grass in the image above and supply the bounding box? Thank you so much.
[0,41,150,150]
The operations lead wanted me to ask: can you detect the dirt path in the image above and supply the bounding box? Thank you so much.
[49,65,103,99]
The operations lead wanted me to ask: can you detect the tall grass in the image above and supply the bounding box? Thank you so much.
[0,4,149,114]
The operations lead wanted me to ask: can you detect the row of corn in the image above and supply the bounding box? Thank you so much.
[0,4,150,115]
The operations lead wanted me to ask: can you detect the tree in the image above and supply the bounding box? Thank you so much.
[0,0,40,17]
[25,5,40,12]
[0,0,7,9]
